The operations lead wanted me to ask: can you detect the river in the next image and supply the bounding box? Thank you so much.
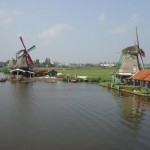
[0,75,150,150]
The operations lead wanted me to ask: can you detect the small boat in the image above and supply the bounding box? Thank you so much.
[70,78,78,83]
[77,76,88,82]
[0,77,7,82]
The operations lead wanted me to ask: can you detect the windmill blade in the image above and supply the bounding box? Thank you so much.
[135,27,145,69]
[17,50,24,55]
[141,57,144,69]
[26,53,34,67]
[136,46,145,69]
[27,45,36,53]
[136,27,140,48]
[138,51,144,69]
[18,52,26,59]
[19,36,26,50]
[139,48,145,57]
[18,45,35,59]
[138,47,145,69]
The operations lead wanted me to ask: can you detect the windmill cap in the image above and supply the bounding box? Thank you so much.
[122,46,139,54]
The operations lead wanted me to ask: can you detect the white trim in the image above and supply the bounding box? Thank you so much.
[10,69,35,74]
[118,73,132,76]
[10,68,26,73]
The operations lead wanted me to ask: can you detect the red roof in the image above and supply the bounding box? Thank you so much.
[132,70,150,81]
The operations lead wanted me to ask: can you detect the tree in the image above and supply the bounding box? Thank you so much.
[34,59,41,67]
[45,58,51,66]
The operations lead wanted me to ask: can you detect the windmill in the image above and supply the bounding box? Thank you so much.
[117,27,145,77]
[16,36,36,70]
[112,28,146,86]
[8,37,36,81]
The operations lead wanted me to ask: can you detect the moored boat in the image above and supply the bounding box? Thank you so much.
[0,77,7,82]
[70,78,78,83]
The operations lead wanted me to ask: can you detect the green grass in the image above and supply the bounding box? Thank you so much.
[55,67,115,82]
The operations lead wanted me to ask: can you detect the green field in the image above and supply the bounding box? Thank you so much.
[55,67,116,82]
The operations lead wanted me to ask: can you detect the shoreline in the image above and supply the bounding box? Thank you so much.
[99,82,150,97]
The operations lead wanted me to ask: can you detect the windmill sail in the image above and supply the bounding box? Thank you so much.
[26,53,34,67]
[139,49,145,57]
[136,27,145,69]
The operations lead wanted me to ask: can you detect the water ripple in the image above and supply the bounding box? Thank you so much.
[0,81,150,150]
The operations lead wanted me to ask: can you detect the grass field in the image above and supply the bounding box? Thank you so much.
[55,66,116,82]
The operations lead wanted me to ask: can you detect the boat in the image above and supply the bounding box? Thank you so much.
[77,76,88,82]
[70,78,78,83]
[0,77,7,82]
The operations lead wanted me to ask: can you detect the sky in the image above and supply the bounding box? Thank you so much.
[0,0,150,64]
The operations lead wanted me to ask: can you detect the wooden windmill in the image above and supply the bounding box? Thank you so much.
[112,28,146,86]
[16,36,36,70]
[117,27,145,77]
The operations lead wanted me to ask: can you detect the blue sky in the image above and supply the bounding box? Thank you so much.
[0,0,150,63]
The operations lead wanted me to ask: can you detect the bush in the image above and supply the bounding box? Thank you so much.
[88,76,101,82]
[0,67,10,74]
[119,85,133,91]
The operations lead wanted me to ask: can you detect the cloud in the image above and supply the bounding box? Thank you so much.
[111,14,139,34]
[99,12,105,22]
[111,24,128,34]
[0,7,19,25]
[39,23,67,39]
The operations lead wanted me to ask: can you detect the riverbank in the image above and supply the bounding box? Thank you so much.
[99,82,150,97]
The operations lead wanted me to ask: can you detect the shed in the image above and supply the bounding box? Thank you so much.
[132,70,150,81]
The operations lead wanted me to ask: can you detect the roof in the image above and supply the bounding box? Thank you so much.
[132,70,150,81]
[10,68,26,73]
[122,46,139,54]
[10,68,34,74]
[10,68,35,74]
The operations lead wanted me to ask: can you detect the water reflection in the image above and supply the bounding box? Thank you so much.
[7,82,36,113]
[10,81,34,99]
[111,89,150,123]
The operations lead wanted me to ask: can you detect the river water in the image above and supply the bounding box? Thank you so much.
[0,75,150,150]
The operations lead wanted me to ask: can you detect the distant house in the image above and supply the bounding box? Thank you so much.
[100,63,115,67]
[48,69,57,77]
